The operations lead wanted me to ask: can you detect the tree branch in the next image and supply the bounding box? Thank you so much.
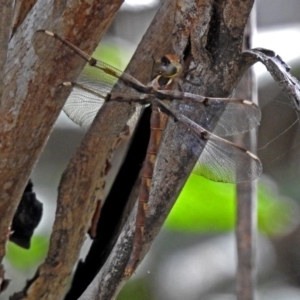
[235,7,258,300]
[0,0,123,297]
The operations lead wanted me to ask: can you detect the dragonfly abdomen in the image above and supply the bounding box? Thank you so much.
[125,105,168,276]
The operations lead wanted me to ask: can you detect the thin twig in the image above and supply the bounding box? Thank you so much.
[235,5,258,300]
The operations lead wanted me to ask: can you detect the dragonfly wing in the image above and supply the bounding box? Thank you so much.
[192,130,262,183]
[63,72,107,128]
[33,30,148,129]
[210,99,261,136]
[63,73,145,130]
[176,97,261,136]
[156,103,262,183]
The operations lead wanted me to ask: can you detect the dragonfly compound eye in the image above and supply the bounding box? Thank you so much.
[201,131,209,140]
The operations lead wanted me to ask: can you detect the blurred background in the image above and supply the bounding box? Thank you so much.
[3,0,300,299]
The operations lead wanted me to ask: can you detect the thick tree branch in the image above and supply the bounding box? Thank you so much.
[0,0,123,297]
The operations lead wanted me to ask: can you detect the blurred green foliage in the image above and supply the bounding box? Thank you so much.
[165,174,296,236]
[7,175,292,271]
[93,43,130,70]
[117,278,153,300]
[6,235,49,270]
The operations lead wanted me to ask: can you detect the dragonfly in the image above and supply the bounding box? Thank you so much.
[33,29,262,276]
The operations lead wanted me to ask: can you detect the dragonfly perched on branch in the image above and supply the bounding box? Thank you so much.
[33,29,262,276]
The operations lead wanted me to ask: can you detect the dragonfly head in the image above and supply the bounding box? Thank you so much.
[152,54,183,79]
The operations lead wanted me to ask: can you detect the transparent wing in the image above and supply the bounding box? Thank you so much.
[156,90,261,136]
[204,99,261,136]
[193,132,261,183]
[62,73,107,128]
[63,74,145,129]
[64,59,150,128]
[157,102,262,183]
[176,98,260,137]
[177,98,262,182]
[33,30,147,129]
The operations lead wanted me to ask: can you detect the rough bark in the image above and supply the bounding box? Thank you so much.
[0,0,124,297]
[0,0,13,100]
